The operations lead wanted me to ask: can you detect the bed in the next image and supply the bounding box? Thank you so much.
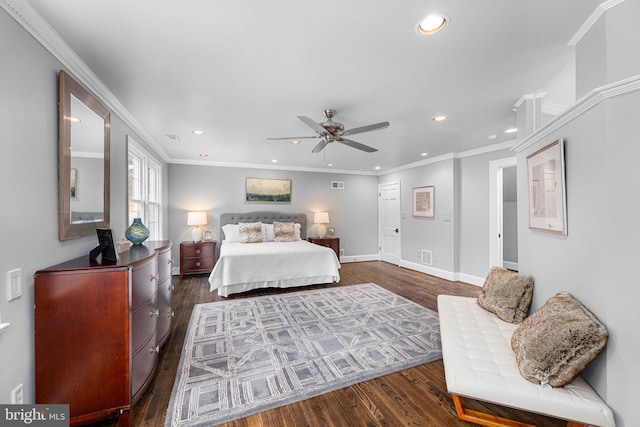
[208,212,341,297]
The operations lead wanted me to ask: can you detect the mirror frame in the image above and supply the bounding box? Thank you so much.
[58,70,111,240]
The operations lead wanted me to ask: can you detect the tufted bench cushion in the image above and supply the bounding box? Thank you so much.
[437,294,615,427]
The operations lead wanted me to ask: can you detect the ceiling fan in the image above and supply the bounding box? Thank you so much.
[267,109,389,153]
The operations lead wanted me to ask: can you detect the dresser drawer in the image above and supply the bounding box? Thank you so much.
[130,260,157,310]
[131,298,157,354]
[156,247,173,281]
[131,332,158,401]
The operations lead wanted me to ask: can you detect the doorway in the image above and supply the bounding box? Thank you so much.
[489,158,518,271]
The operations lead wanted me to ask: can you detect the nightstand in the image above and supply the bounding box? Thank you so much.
[308,237,340,259]
[180,241,216,279]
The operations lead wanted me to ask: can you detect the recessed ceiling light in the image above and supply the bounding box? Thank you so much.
[271,159,278,163]
[421,152,428,157]
[327,163,333,167]
[418,14,449,35]
[192,130,205,135]
[432,115,447,122]
[290,140,300,145]
[505,128,518,134]
[374,166,381,170]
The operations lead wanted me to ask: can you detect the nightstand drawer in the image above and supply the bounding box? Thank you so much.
[182,243,214,258]
[182,257,214,271]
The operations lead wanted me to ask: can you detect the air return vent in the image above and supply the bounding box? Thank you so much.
[331,181,344,190]
[421,250,433,265]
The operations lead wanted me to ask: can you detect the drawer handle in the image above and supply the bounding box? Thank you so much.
[168,259,174,264]
[168,310,175,318]
[149,346,160,354]
[150,274,159,282]
[196,249,201,254]
[195,261,201,267]
[150,309,160,317]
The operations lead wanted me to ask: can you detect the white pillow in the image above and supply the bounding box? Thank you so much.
[221,224,240,243]
[262,223,275,242]
[294,223,302,240]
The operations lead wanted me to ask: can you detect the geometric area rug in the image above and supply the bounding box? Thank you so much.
[165,283,442,427]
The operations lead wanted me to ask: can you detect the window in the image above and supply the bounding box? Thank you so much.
[128,136,163,240]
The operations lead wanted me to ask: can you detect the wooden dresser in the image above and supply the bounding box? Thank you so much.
[34,241,173,427]
[180,240,216,279]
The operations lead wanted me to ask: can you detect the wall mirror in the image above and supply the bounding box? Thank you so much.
[58,70,110,240]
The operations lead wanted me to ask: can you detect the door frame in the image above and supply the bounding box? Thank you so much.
[378,181,401,265]
[489,157,517,269]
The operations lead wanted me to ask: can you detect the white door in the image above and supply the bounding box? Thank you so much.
[379,182,401,265]
[489,158,517,270]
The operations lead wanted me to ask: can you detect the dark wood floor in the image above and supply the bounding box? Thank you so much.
[96,261,565,427]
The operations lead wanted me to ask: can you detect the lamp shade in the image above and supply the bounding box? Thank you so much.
[313,211,330,224]
[187,211,207,226]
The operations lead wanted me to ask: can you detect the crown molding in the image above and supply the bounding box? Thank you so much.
[568,0,627,47]
[169,158,378,176]
[512,74,640,153]
[1,0,170,162]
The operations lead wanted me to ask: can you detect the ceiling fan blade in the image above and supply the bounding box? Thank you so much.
[312,139,329,153]
[298,115,329,136]
[266,135,320,140]
[338,137,378,153]
[342,121,389,136]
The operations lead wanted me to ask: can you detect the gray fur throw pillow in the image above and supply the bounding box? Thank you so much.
[511,292,608,387]
[477,266,534,323]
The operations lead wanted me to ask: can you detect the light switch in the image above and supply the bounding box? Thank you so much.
[7,269,22,301]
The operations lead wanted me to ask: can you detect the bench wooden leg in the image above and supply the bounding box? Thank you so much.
[451,394,584,427]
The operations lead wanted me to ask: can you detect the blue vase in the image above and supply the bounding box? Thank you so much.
[125,218,149,245]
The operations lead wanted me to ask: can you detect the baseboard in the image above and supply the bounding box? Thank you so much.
[455,273,485,287]
[503,261,519,271]
[399,260,457,281]
[339,254,380,263]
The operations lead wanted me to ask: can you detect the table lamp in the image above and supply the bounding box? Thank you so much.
[314,211,330,238]
[187,211,207,242]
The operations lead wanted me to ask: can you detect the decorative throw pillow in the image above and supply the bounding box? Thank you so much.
[239,222,264,243]
[221,224,240,242]
[477,266,534,323]
[273,221,296,242]
[511,292,608,387]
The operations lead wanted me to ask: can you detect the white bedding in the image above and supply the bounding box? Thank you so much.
[208,240,341,297]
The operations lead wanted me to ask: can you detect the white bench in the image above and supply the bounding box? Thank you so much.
[437,294,615,427]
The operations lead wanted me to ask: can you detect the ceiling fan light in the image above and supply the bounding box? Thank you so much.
[290,140,300,145]
[418,14,448,35]
[505,127,518,134]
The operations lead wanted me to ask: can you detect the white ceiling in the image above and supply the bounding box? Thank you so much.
[27,0,601,173]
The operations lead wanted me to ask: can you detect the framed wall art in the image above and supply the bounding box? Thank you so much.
[527,138,567,235]
[413,186,434,218]
[245,178,291,203]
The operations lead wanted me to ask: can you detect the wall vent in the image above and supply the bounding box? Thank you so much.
[331,181,345,190]
[421,250,433,266]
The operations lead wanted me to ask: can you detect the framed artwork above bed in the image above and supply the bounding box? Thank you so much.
[246,178,291,203]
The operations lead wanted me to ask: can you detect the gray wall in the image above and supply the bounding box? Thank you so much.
[167,164,380,266]
[378,148,514,281]
[516,4,639,425]
[379,159,457,273]
[0,8,168,404]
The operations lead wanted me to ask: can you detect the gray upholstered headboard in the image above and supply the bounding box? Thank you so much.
[219,212,308,240]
